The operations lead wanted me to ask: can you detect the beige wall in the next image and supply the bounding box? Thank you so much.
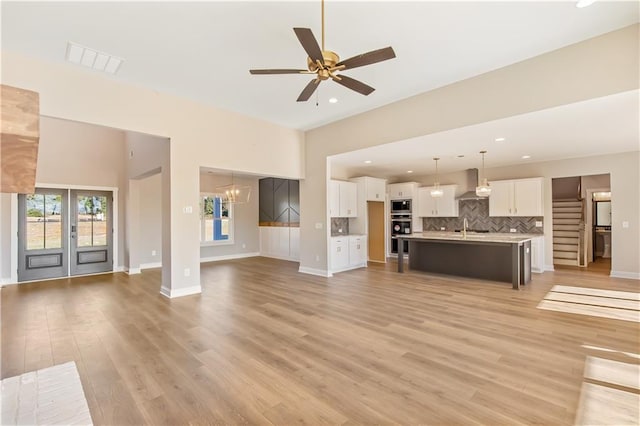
[36,117,128,267]
[1,50,304,295]
[137,173,163,267]
[124,131,170,284]
[199,173,260,260]
[303,24,639,276]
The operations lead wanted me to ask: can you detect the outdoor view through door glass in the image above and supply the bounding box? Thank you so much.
[76,195,108,246]
[25,194,62,250]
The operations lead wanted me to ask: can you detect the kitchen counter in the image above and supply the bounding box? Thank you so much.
[399,231,538,244]
[395,232,535,289]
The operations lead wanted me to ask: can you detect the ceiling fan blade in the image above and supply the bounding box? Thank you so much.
[332,74,375,96]
[335,46,396,71]
[250,69,309,75]
[297,79,320,102]
[293,28,324,65]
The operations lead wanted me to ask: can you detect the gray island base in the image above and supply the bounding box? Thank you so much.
[396,232,533,289]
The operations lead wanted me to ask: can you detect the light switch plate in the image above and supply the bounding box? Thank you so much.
[535,221,543,227]
[510,228,517,233]
[315,223,323,229]
[622,221,629,228]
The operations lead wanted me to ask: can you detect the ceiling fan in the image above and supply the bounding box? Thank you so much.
[249,0,396,102]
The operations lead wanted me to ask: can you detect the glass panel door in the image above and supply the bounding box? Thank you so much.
[70,190,113,276]
[18,189,68,281]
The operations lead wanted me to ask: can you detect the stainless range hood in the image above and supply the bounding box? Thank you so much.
[456,168,486,200]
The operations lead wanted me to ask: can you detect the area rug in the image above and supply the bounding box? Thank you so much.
[1,361,93,425]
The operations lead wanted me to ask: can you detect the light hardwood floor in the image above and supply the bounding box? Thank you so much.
[2,258,639,425]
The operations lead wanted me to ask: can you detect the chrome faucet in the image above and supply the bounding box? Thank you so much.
[463,217,468,239]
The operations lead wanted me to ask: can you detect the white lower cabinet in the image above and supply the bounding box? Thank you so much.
[330,237,350,271]
[259,226,300,261]
[331,235,368,273]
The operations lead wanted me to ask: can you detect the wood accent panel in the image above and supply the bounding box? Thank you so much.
[367,201,385,262]
[1,84,40,194]
[259,222,300,227]
[2,259,638,425]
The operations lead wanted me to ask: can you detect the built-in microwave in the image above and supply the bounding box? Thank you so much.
[391,199,412,214]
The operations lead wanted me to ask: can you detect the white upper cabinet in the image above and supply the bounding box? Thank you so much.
[489,177,543,217]
[329,179,357,218]
[339,180,357,217]
[329,180,340,217]
[417,185,458,217]
[350,176,386,202]
[513,178,544,216]
[387,182,418,200]
[364,177,386,201]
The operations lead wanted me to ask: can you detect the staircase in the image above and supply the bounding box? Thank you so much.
[553,199,583,266]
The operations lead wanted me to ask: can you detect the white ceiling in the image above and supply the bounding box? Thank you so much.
[2,1,638,131]
[330,90,640,180]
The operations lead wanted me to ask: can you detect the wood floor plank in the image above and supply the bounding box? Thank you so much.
[2,257,639,425]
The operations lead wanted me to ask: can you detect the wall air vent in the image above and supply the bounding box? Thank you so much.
[65,42,123,75]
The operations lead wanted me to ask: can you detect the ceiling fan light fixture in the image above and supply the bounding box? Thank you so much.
[248,0,395,101]
[475,151,491,197]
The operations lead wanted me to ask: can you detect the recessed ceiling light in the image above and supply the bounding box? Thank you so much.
[495,137,506,142]
[65,41,124,74]
[407,170,413,174]
[522,155,531,159]
[576,0,597,8]
[329,97,338,104]
[364,160,372,164]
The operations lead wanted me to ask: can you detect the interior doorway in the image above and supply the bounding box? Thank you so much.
[551,173,611,272]
[17,187,114,281]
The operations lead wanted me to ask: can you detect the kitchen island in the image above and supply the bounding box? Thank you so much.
[396,232,535,289]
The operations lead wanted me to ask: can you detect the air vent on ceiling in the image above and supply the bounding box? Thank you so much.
[65,41,123,74]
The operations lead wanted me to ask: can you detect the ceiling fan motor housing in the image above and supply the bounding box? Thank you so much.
[307,50,339,76]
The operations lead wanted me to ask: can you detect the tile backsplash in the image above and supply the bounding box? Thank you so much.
[423,199,543,234]
[331,217,350,236]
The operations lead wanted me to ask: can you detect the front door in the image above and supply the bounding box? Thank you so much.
[70,190,113,275]
[18,189,69,281]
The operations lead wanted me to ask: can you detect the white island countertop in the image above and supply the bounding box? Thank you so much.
[395,231,541,244]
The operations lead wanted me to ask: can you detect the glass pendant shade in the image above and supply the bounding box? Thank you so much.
[475,178,491,197]
[476,150,491,197]
[430,157,443,198]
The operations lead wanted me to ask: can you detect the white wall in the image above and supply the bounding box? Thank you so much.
[303,24,639,277]
[1,50,304,295]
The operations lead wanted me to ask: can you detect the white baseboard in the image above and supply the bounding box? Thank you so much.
[1,278,17,286]
[140,262,162,270]
[260,253,300,262]
[330,263,368,274]
[298,266,333,277]
[126,267,141,275]
[610,270,640,280]
[114,265,125,273]
[160,285,202,298]
[200,252,260,263]
[544,264,555,272]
